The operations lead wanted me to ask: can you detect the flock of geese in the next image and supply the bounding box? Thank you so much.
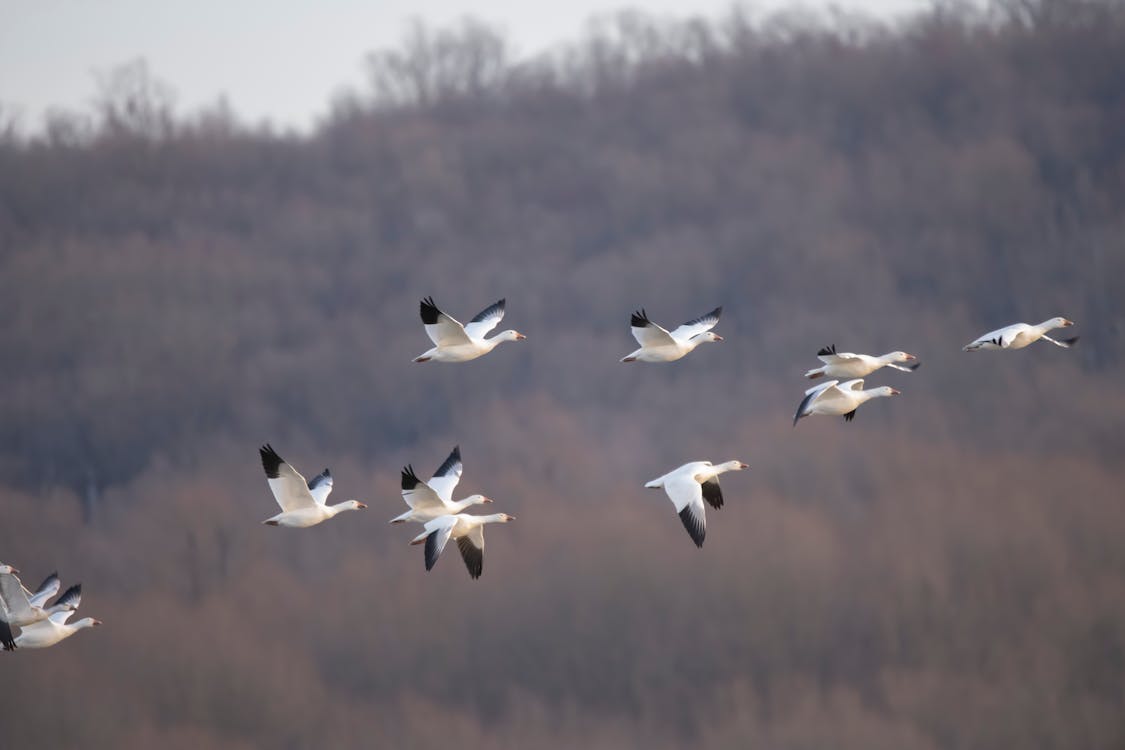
[0,297,1078,651]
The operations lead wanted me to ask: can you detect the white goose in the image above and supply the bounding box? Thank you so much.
[644,460,748,547]
[413,297,526,363]
[793,379,900,426]
[0,565,80,651]
[410,513,516,579]
[389,446,492,525]
[258,445,367,527]
[805,345,919,380]
[621,307,723,362]
[12,586,101,649]
[963,317,1078,351]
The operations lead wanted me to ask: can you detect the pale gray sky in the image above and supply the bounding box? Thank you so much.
[1,0,928,131]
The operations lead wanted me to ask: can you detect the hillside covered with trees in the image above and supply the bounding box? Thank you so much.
[1,1,1123,747]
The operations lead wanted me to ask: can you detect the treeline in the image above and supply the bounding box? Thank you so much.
[0,1,1123,747]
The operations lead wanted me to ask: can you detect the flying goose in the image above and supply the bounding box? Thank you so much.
[621,307,723,362]
[390,446,493,525]
[410,513,516,579]
[963,317,1078,351]
[793,379,900,426]
[644,460,748,547]
[413,297,526,362]
[805,345,919,379]
[12,586,101,649]
[258,444,367,527]
[0,566,80,651]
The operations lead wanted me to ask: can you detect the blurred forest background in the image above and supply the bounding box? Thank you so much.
[2,0,1124,747]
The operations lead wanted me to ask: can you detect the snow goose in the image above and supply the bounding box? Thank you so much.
[805,345,919,379]
[793,379,900,426]
[644,460,748,548]
[621,307,723,362]
[0,566,80,651]
[258,444,367,528]
[12,586,100,650]
[389,446,492,524]
[410,513,516,579]
[963,317,1078,351]
[413,297,526,362]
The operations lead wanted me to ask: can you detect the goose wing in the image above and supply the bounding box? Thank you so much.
[794,379,840,424]
[670,306,722,342]
[401,465,447,512]
[463,299,506,340]
[426,446,463,505]
[815,344,862,364]
[27,572,61,609]
[630,309,677,348]
[259,444,317,512]
[422,516,458,571]
[52,584,82,612]
[457,525,485,579]
[970,323,1026,349]
[664,473,707,548]
[420,297,472,346]
[306,469,333,506]
[0,570,35,622]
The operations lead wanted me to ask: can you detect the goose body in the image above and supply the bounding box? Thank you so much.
[413,297,526,363]
[963,317,1077,351]
[0,565,80,651]
[410,513,516,579]
[644,460,748,547]
[258,445,367,528]
[389,446,492,525]
[793,379,900,425]
[621,307,723,362]
[805,345,919,380]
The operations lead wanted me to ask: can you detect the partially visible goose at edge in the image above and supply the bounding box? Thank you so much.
[793,379,900,426]
[413,297,526,363]
[621,306,723,362]
[805,345,919,380]
[644,460,748,548]
[410,513,516,579]
[12,585,101,650]
[258,444,367,527]
[0,565,80,651]
[963,317,1078,351]
[390,445,493,525]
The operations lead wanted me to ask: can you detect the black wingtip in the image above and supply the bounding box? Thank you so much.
[457,537,484,579]
[678,507,706,548]
[259,444,282,479]
[401,465,422,490]
[0,620,15,651]
[55,583,81,609]
[907,361,922,371]
[424,532,442,571]
[631,309,651,328]
[1062,336,1080,347]
[701,479,724,510]
[420,296,440,324]
[35,572,59,593]
[433,446,462,478]
[816,344,836,357]
[843,409,857,423]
